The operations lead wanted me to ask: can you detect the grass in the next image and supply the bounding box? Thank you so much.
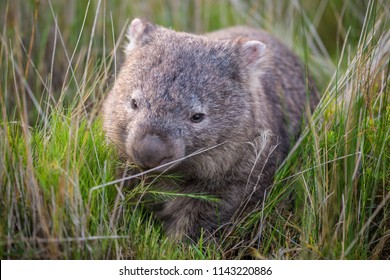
[0,0,389,259]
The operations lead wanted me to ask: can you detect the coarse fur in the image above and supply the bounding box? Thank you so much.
[102,18,318,240]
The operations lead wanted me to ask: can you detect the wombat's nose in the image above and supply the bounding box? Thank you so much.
[134,134,173,169]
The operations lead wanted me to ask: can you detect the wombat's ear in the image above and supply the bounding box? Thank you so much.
[239,40,267,69]
[125,18,156,55]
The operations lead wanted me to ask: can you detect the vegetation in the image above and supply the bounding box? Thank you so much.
[0,0,389,259]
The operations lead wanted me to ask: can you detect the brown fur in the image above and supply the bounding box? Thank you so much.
[102,18,318,240]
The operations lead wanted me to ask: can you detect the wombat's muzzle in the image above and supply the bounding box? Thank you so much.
[132,134,180,170]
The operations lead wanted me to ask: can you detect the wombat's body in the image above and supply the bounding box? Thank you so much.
[103,19,318,239]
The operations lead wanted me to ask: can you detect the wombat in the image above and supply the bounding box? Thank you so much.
[103,18,318,240]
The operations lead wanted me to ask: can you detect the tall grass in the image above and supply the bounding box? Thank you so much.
[0,0,389,259]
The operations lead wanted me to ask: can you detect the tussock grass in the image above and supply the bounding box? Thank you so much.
[0,0,389,259]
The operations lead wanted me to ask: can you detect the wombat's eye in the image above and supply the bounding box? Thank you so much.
[130,99,138,110]
[190,113,205,123]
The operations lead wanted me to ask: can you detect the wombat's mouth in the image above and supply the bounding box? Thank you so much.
[135,158,186,174]
[130,148,185,174]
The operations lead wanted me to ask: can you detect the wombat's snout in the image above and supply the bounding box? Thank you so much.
[133,134,177,169]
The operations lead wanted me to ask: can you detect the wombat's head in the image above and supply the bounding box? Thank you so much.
[103,18,268,177]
